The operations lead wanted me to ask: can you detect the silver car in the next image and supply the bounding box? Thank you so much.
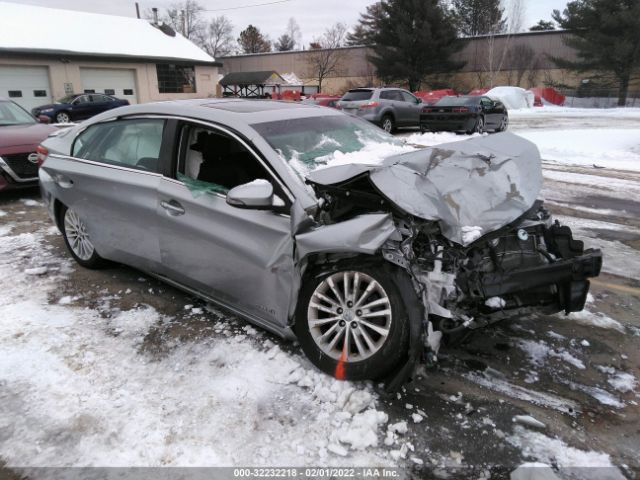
[38,100,601,385]
[337,88,423,133]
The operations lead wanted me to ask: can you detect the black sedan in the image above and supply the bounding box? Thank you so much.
[420,96,508,134]
[32,93,129,124]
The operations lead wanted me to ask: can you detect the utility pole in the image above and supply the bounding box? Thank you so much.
[135,2,140,19]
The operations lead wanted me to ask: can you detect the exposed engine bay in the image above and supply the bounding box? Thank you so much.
[303,133,602,358]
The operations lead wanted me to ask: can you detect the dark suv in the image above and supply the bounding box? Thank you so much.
[337,87,423,133]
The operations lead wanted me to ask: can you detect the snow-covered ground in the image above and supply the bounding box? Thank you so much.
[1,106,639,476]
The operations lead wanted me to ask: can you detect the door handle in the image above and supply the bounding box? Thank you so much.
[161,200,185,216]
[53,173,73,188]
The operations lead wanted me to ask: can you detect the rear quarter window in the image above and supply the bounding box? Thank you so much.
[72,118,165,173]
[342,90,373,101]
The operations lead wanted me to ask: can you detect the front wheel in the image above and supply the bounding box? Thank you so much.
[296,265,409,381]
[59,205,107,269]
[473,116,485,134]
[55,111,71,123]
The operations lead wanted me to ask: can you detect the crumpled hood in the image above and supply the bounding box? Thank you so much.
[306,132,542,246]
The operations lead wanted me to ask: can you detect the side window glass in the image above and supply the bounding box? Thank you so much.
[391,91,404,101]
[177,124,274,199]
[379,91,391,100]
[72,119,165,173]
[400,91,417,103]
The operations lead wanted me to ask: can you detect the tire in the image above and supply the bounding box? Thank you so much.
[55,111,71,123]
[381,115,395,134]
[58,205,108,269]
[473,116,485,134]
[295,264,409,381]
[496,115,509,132]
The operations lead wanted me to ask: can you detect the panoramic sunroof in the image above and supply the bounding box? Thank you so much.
[203,101,308,113]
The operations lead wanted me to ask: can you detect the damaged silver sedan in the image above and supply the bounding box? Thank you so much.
[38,100,602,385]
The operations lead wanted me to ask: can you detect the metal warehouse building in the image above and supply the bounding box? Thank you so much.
[0,1,221,111]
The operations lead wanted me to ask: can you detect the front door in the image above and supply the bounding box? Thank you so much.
[156,121,296,328]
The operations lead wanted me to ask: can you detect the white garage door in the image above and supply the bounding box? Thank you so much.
[0,66,52,111]
[80,68,138,104]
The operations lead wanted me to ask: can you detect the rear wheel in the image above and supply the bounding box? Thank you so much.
[496,115,509,132]
[59,205,107,269]
[381,115,395,134]
[473,116,485,134]
[296,265,409,381]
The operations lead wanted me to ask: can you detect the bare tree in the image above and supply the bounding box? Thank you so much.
[505,0,526,33]
[306,23,348,92]
[197,16,236,58]
[164,0,205,39]
[285,17,301,49]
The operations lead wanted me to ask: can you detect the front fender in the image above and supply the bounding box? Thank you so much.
[294,213,398,261]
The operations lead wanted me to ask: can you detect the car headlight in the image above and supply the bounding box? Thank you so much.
[40,108,54,113]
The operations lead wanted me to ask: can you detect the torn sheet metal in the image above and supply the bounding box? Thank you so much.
[295,213,397,260]
[307,133,542,246]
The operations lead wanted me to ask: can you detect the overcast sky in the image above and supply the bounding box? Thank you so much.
[7,0,568,48]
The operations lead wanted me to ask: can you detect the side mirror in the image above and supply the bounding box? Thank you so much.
[416,98,422,104]
[37,115,51,124]
[226,180,274,210]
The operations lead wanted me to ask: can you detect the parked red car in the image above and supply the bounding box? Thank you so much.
[0,97,57,191]
[414,89,457,105]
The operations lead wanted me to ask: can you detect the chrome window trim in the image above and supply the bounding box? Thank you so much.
[121,114,295,203]
[47,153,164,178]
[0,156,39,183]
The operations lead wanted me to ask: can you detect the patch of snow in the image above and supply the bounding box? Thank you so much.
[485,297,506,309]
[517,339,586,370]
[461,226,483,244]
[24,266,48,276]
[580,340,590,347]
[508,426,621,471]
[411,413,423,423]
[0,209,7,217]
[21,199,42,207]
[564,309,625,333]
[0,224,13,236]
[607,372,636,393]
[513,415,546,430]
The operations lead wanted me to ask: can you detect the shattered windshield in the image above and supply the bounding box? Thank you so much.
[251,115,409,177]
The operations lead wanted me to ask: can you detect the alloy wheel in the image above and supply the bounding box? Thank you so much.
[64,209,95,261]
[56,112,70,123]
[476,117,484,134]
[382,118,393,133]
[307,271,393,362]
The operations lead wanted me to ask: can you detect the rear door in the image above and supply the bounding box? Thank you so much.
[156,120,296,329]
[54,117,168,270]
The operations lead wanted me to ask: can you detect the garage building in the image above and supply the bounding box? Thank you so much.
[0,2,221,111]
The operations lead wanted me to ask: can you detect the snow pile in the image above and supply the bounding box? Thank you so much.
[516,129,640,171]
[281,72,303,85]
[564,309,626,333]
[486,86,535,110]
[0,227,394,467]
[607,371,637,393]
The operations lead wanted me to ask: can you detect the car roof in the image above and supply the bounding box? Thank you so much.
[85,98,344,126]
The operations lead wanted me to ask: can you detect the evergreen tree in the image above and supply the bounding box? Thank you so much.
[529,19,555,31]
[275,34,295,51]
[369,0,464,91]
[346,2,385,46]
[552,0,640,106]
[451,0,506,36]
[238,25,271,53]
